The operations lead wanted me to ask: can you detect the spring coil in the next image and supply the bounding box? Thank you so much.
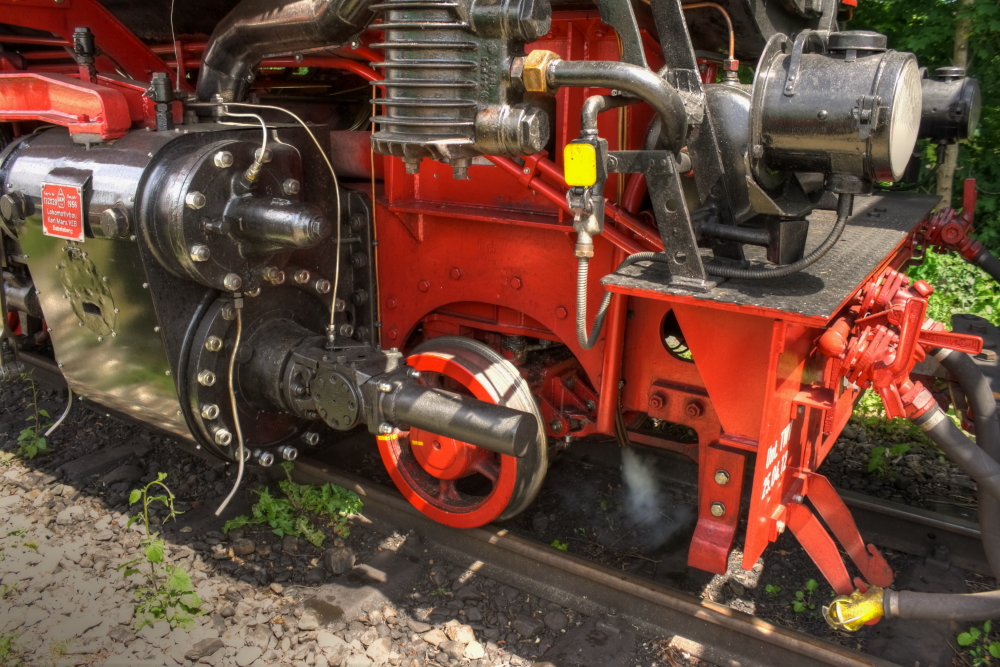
[370,0,481,165]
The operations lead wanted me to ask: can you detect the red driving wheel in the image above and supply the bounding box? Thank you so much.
[376,336,547,528]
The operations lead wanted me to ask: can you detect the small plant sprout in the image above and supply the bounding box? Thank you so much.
[957,621,1000,666]
[867,443,912,477]
[118,473,203,630]
[765,584,782,596]
[223,462,362,547]
[550,539,569,551]
[792,579,820,613]
[16,373,50,459]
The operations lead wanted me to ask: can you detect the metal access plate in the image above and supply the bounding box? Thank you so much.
[603,193,940,322]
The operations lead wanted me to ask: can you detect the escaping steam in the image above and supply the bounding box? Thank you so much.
[621,447,692,549]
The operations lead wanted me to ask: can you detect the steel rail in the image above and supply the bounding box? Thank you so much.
[289,457,900,667]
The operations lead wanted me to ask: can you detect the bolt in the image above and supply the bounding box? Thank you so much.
[189,244,211,262]
[714,470,730,485]
[450,267,462,280]
[418,280,430,292]
[213,151,234,168]
[302,431,320,446]
[263,266,285,284]
[555,306,568,319]
[685,399,704,418]
[214,428,233,446]
[256,450,275,466]
[817,110,828,120]
[254,148,273,163]
[549,419,563,433]
[585,399,596,412]
[649,393,666,410]
[314,279,331,294]
[185,191,207,209]
[201,404,220,420]
[792,494,804,504]
[377,380,393,393]
[282,178,301,195]
[279,446,299,461]
[387,327,398,340]
[751,145,764,159]
[710,502,726,517]
[293,269,310,284]
[223,273,243,291]
[407,368,422,380]
[510,277,522,290]
[221,303,237,321]
[205,336,223,352]
[378,423,394,435]
[339,323,354,337]
[386,298,398,310]
[197,369,217,386]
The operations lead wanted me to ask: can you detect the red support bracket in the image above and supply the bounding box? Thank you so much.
[804,473,894,588]
[688,443,746,574]
[0,73,132,140]
[785,501,854,595]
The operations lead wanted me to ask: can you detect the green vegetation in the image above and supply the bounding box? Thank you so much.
[867,443,912,476]
[792,579,820,613]
[430,587,448,597]
[0,635,23,667]
[957,621,1000,665]
[118,473,203,631]
[550,539,569,551]
[16,373,49,459]
[223,462,363,547]
[764,584,782,597]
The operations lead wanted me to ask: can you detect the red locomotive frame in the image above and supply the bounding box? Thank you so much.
[0,0,984,594]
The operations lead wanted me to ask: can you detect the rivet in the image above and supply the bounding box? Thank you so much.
[302,432,319,446]
[714,470,730,485]
[450,268,462,280]
[710,502,726,517]
[418,280,430,292]
[153,326,160,332]
[386,298,397,310]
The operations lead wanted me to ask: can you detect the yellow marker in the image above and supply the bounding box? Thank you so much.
[376,434,398,442]
[564,143,597,187]
[411,440,424,447]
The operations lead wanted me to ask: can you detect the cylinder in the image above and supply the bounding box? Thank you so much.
[226,196,330,249]
[381,381,537,458]
[752,31,922,184]
[920,68,981,143]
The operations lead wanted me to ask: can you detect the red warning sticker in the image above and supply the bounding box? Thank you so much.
[41,183,85,242]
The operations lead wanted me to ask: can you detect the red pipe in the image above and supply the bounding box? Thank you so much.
[489,156,645,256]
[532,156,662,251]
[260,57,382,82]
[623,173,646,213]
[0,36,70,46]
[597,245,628,434]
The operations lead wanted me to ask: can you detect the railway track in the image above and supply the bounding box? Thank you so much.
[290,457,900,667]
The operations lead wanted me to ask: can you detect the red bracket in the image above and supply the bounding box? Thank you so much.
[0,73,132,139]
[689,443,747,574]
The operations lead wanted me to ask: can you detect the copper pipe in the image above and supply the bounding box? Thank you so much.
[681,2,735,60]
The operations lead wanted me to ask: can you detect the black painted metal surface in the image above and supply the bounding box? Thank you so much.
[603,193,939,319]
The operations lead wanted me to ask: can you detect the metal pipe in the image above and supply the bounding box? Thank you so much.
[196,0,378,103]
[379,380,538,458]
[679,3,734,61]
[546,59,688,151]
[596,246,627,434]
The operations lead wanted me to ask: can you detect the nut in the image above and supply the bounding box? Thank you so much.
[256,450,274,466]
[520,50,560,94]
[302,432,320,446]
[649,393,666,410]
[223,273,243,291]
[685,399,705,418]
[204,336,223,352]
[214,428,232,446]
[201,404,220,420]
[213,151,234,168]
[185,191,207,209]
[254,148,273,163]
[314,279,331,294]
[280,446,298,461]
[189,244,211,262]
[293,269,310,284]
[282,178,301,195]
[197,369,217,387]
[263,266,285,284]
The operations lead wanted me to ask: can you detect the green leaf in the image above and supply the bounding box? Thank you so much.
[144,540,165,564]
[179,593,202,609]
[166,567,194,593]
[126,515,140,529]
[795,590,805,599]
[959,632,977,646]
[129,490,142,505]
[986,620,993,634]
[156,472,168,482]
[988,642,1000,659]
[38,410,49,418]
[792,601,805,613]
[805,579,818,592]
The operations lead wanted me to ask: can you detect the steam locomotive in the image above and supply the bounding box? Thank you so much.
[1,0,995,629]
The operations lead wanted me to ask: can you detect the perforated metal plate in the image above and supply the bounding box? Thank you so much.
[603,193,939,321]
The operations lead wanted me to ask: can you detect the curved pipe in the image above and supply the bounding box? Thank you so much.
[196,0,377,102]
[546,59,688,152]
[885,349,1000,621]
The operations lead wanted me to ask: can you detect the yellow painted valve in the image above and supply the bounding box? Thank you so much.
[564,143,598,188]
[822,586,886,632]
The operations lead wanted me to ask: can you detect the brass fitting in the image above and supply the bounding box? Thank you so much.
[822,586,885,632]
[518,50,561,94]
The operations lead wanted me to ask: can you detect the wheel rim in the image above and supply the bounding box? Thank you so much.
[376,337,546,528]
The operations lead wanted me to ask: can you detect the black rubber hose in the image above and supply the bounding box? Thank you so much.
[577,252,671,350]
[973,247,1000,285]
[887,350,1000,620]
[704,193,853,280]
[912,404,1000,502]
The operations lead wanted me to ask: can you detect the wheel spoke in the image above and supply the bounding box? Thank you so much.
[473,458,500,484]
[437,478,463,503]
